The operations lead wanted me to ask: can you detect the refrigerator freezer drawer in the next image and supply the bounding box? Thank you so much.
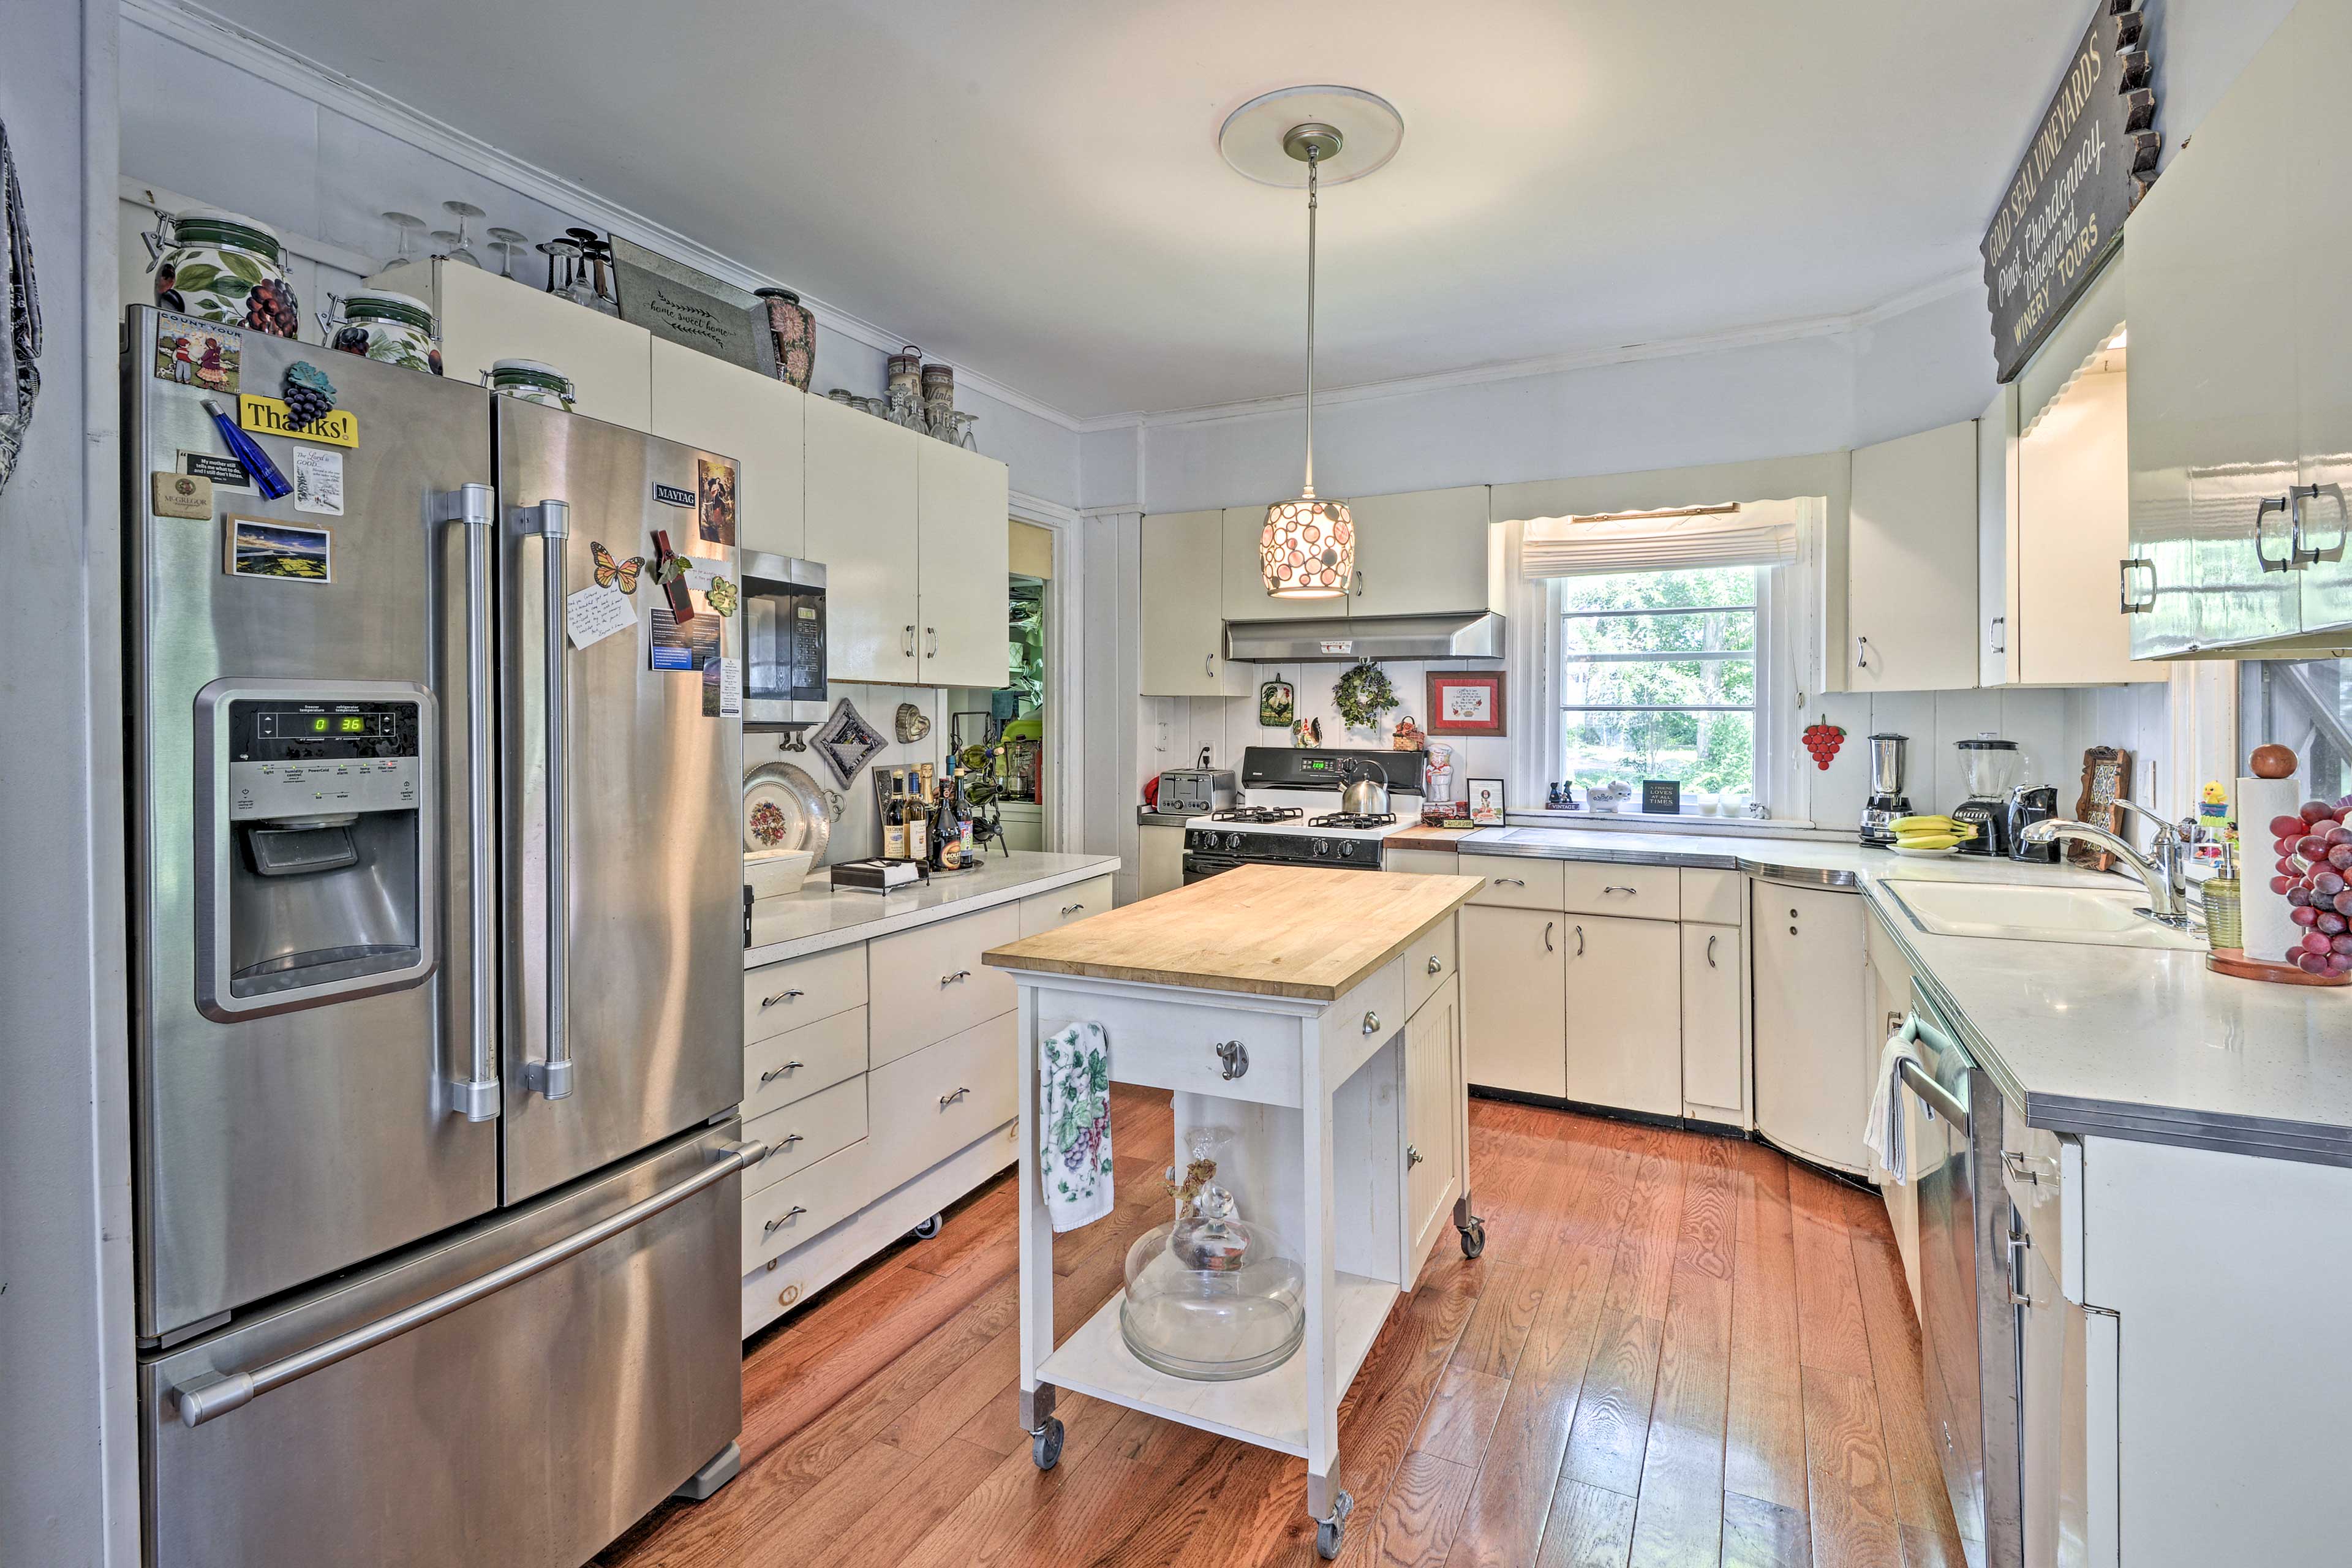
[141,1123,747,1568]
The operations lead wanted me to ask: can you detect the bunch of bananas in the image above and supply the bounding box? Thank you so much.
[1892,813,1977,851]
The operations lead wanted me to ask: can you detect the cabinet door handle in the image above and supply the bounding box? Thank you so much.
[777,1131,804,1150]
[760,989,805,1009]
[1602,884,1637,896]
[1406,1143,1424,1168]
[1543,921,1554,954]
[925,626,938,658]
[2119,556,2156,614]
[1427,955,1443,975]
[940,969,971,987]
[2006,1227,2034,1307]
[2256,496,2294,572]
[1215,1039,1249,1080]
[1205,653,1216,679]
[940,1085,970,1109]
[1061,902,1086,916]
[1353,570,1365,598]
[1362,1011,1381,1036]
[903,624,916,657]
[1706,934,1718,969]
[1989,614,2007,652]
[1494,877,1525,888]
[1575,924,1585,957]
[2000,1149,2041,1187]
[1854,634,1872,670]
[763,1205,809,1237]
[758,1059,805,1085]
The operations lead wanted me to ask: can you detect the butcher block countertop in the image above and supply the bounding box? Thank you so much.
[982,863,1483,1001]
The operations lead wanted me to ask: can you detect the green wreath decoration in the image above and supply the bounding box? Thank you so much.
[1332,660,1400,732]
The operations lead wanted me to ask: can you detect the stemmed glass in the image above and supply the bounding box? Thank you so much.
[437,200,485,267]
[488,227,529,279]
[377,211,426,274]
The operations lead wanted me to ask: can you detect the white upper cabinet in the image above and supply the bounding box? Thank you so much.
[917,440,1012,689]
[647,339,805,560]
[1346,486,1499,618]
[375,260,652,430]
[1845,420,1980,692]
[1140,510,1237,696]
[1980,384,2020,687]
[804,393,920,682]
[2288,0,2352,639]
[1221,503,1340,622]
[2016,370,2139,684]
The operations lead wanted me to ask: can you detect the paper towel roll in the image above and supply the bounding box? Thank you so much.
[2241,774,2304,963]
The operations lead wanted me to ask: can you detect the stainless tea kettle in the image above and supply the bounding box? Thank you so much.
[1339,758,1392,817]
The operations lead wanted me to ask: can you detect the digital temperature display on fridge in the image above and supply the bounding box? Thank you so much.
[306,715,375,734]
[230,701,418,761]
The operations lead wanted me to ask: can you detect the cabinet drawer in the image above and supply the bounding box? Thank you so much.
[1034,987,1303,1109]
[744,1005,867,1121]
[869,905,1020,1068]
[1020,875,1115,938]
[1681,868,1744,926]
[743,1072,866,1195]
[868,1014,1017,1196]
[1405,916,1457,1021]
[1461,853,1565,910]
[1561,861,1679,919]
[1387,848,1461,876]
[742,1140,869,1272]
[1333,957,1409,1068]
[744,944,868,1045]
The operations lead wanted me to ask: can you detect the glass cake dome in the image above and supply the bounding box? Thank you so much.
[1119,1129,1305,1381]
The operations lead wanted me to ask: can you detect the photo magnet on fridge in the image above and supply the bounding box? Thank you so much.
[224,515,331,583]
[696,456,736,546]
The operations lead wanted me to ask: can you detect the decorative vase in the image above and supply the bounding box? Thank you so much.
[145,207,300,337]
[486,358,575,412]
[755,287,815,391]
[886,344,923,404]
[319,288,442,375]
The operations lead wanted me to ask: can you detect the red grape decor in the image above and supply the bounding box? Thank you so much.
[1801,722,1846,771]
[2257,794,2352,979]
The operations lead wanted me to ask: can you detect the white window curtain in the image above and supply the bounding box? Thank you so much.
[1518,506,1800,580]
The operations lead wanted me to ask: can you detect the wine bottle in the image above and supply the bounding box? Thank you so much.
[905,773,928,862]
[881,774,907,861]
[935,777,962,870]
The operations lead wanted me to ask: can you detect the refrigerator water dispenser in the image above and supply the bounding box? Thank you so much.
[194,679,439,1020]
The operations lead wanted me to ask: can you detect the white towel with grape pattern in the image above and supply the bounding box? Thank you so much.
[1039,1022,1114,1232]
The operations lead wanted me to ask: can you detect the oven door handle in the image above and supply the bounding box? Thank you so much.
[169,1139,767,1428]
[1894,1052,1969,1133]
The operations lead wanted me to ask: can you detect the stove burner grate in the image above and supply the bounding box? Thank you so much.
[1208,806,1305,824]
[1309,812,1397,829]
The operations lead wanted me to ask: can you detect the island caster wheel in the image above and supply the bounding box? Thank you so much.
[1458,1216,1486,1259]
[1031,1416,1064,1471]
[908,1213,942,1242]
[1314,1491,1354,1560]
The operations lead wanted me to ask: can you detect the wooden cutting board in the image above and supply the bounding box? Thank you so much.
[982,862,1483,1001]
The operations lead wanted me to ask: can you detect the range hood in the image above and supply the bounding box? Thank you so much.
[1224,611,1506,663]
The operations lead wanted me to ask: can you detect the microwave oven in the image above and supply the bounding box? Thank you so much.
[739,549,827,727]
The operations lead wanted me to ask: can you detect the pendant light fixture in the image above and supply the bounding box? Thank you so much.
[1219,87,1405,599]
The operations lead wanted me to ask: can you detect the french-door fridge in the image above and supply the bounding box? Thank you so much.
[123,306,755,1567]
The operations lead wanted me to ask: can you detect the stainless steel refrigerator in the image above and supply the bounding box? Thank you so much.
[123,306,756,1567]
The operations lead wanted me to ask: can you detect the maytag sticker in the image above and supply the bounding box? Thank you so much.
[293,447,344,515]
[153,314,241,393]
[652,482,694,509]
[238,394,358,448]
[181,450,252,490]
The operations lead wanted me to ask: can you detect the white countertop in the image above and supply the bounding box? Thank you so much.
[1435,825,2352,1165]
[745,852,1120,968]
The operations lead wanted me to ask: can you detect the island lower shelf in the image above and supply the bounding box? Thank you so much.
[1038,1270,1398,1458]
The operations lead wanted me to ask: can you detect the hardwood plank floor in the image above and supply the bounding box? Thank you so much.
[599,1091,1961,1568]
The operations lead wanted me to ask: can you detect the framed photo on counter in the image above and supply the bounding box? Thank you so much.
[1428,671,1506,736]
[1468,778,1506,826]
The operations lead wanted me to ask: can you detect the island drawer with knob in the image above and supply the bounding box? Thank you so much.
[741,1140,870,1272]
[1019,874,1115,938]
[742,1072,867,1195]
[744,1005,867,1122]
[744,944,869,1045]
[1461,853,1566,910]
[1034,987,1305,1109]
[868,1013,1019,1194]
[1404,916,1457,1020]
[1559,862,1679,920]
[869,903,1021,1068]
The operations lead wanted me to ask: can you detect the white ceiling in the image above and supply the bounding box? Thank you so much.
[199,0,2079,420]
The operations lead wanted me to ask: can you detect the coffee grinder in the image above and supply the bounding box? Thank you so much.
[1859,733,1910,848]
[1952,734,2025,856]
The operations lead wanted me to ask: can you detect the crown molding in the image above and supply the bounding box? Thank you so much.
[1008,490,1079,526]
[121,0,1095,435]
[1068,267,1986,434]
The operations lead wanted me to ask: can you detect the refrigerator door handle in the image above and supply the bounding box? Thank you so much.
[520,499,575,1100]
[170,1138,769,1429]
[440,484,500,1121]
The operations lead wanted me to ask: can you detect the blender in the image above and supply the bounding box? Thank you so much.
[1858,733,1910,848]
[1951,735,2025,856]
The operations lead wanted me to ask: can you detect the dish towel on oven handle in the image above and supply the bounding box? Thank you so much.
[1864,1018,1923,1183]
[1040,1022,1114,1231]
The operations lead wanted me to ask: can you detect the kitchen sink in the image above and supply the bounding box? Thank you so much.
[1879,878,2206,949]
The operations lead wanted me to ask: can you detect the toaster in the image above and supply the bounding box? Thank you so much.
[1154,769,1235,816]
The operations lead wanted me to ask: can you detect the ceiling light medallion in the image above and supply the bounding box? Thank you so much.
[1219,88,1403,600]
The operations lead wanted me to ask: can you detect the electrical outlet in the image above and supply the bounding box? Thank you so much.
[1155,718,1171,752]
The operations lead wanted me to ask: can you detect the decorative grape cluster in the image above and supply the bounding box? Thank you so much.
[2268,797,2352,973]
[279,361,337,432]
[244,277,300,337]
[1801,722,1844,771]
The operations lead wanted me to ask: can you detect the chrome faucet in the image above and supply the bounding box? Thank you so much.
[2019,807,2201,930]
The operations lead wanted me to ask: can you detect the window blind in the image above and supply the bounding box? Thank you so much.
[1520,507,1798,579]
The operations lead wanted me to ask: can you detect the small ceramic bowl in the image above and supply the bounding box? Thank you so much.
[745,848,815,899]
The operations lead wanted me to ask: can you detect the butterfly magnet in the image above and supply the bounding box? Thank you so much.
[591,540,644,594]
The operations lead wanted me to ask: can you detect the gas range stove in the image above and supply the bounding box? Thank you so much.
[1182,747,1424,882]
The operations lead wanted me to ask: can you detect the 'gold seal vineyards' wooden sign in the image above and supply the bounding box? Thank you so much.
[1981,1,2160,383]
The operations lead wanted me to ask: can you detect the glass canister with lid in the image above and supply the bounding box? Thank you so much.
[486,358,576,412]
[145,206,301,337]
[1119,1128,1305,1381]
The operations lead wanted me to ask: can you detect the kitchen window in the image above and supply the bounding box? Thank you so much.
[2242,657,2352,801]
[1558,564,1761,801]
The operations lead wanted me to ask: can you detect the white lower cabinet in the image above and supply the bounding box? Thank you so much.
[1563,916,1682,1118]
[1459,905,1567,1098]
[867,1013,1017,1196]
[1679,921,1744,1124]
[1404,974,1465,1272]
[1753,884,1871,1175]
